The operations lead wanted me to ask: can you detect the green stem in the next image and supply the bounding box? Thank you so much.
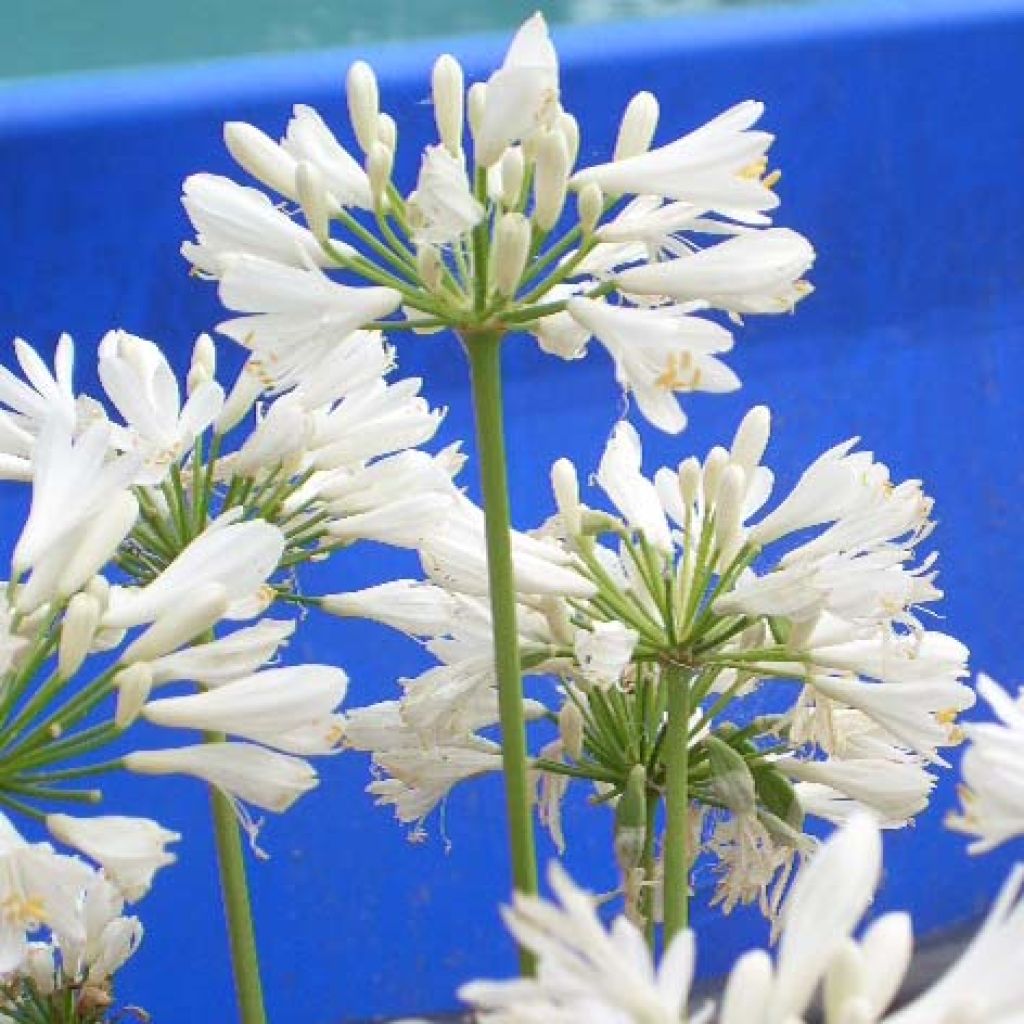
[641,788,659,950]
[208,735,267,1024]
[663,666,692,944]
[462,328,539,975]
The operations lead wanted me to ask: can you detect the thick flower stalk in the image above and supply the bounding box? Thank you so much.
[458,813,1024,1024]
[337,406,971,945]
[0,328,456,1022]
[181,12,816,935]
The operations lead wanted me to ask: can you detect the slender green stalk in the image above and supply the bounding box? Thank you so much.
[462,328,539,974]
[663,665,692,944]
[641,787,659,949]
[208,731,268,1024]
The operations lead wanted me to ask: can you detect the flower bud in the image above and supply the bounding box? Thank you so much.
[556,111,580,169]
[416,244,445,293]
[493,212,531,299]
[551,457,582,536]
[85,575,110,611]
[533,130,570,232]
[714,464,746,562]
[499,146,525,207]
[613,91,660,161]
[223,121,297,197]
[366,142,393,208]
[58,593,101,679]
[677,456,701,513]
[187,333,217,395]
[56,492,140,601]
[467,82,488,152]
[346,60,380,154]
[702,446,730,505]
[296,161,331,243]
[558,700,585,762]
[377,112,398,153]
[432,54,464,155]
[114,663,155,729]
[216,360,265,435]
[577,182,604,237]
[614,764,648,873]
[705,736,756,815]
[730,405,772,477]
[120,583,229,665]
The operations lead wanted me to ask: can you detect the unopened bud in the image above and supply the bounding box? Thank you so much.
[558,700,584,762]
[432,54,464,155]
[677,456,701,512]
[702,446,730,505]
[346,61,380,154]
[577,182,604,237]
[223,122,297,198]
[556,111,580,169]
[714,464,746,562]
[614,764,648,873]
[499,146,525,207]
[120,583,229,664]
[551,457,582,536]
[85,575,110,611]
[533,130,570,231]
[493,212,531,298]
[114,663,155,729]
[467,82,488,149]
[296,161,331,243]
[216,360,265,435]
[416,245,445,293]
[366,142,393,208]
[377,112,398,153]
[58,593,101,679]
[730,405,772,477]
[57,492,140,600]
[706,736,756,815]
[614,91,660,161]
[187,333,217,395]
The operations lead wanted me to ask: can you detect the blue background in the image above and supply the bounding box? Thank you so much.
[1,0,1024,1019]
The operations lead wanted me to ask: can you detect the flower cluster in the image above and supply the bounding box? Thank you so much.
[182,13,814,434]
[460,813,1024,1024]
[339,406,971,922]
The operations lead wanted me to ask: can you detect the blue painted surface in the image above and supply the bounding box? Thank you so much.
[1,0,1023,1018]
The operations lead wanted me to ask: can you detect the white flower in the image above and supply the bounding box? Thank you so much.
[141,665,347,754]
[282,104,372,209]
[572,100,777,221]
[615,228,815,315]
[322,580,458,637]
[567,297,739,434]
[574,621,639,689]
[407,145,485,244]
[0,335,77,438]
[123,742,318,813]
[473,13,560,168]
[98,329,224,482]
[181,173,339,276]
[460,861,705,1024]
[215,255,402,387]
[948,673,1024,853]
[46,814,179,902]
[146,619,295,687]
[102,518,285,627]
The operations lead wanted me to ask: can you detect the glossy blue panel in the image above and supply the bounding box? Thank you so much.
[1,1,1023,1019]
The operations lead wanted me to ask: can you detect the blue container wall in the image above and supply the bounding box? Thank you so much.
[2,0,1024,1018]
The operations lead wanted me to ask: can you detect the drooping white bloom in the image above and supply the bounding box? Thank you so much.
[572,100,777,220]
[948,673,1024,853]
[215,255,402,386]
[615,228,815,315]
[574,620,638,689]
[181,173,339,276]
[123,742,318,813]
[473,13,560,167]
[460,861,705,1024]
[321,580,458,637]
[141,665,347,754]
[407,145,485,244]
[97,329,224,482]
[46,814,179,902]
[102,517,285,627]
[567,297,739,433]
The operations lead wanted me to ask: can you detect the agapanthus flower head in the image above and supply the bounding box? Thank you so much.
[181,12,815,435]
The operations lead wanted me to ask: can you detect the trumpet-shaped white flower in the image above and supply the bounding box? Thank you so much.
[0,335,77,439]
[567,298,739,434]
[322,580,458,637]
[574,620,638,689]
[615,228,815,315]
[141,665,347,754]
[282,103,372,209]
[123,742,318,813]
[407,145,485,244]
[46,814,179,902]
